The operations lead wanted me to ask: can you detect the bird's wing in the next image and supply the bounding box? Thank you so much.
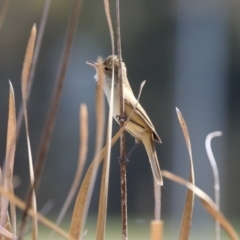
[124,90,161,143]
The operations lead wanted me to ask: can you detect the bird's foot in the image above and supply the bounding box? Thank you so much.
[116,115,127,123]
[118,156,130,165]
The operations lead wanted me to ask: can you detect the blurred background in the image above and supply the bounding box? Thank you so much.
[0,0,240,238]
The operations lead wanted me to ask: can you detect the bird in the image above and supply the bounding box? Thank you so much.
[86,55,163,185]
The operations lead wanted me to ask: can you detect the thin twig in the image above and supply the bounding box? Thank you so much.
[116,0,128,239]
[18,0,83,238]
[205,131,222,240]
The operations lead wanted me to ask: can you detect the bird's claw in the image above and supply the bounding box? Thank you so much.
[118,156,130,165]
[116,115,127,123]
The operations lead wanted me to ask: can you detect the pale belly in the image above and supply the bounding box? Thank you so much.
[104,83,121,120]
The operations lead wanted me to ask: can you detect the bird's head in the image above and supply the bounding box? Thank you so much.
[86,55,125,84]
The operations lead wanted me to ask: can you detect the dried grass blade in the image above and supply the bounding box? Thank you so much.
[96,0,115,238]
[205,131,222,240]
[162,170,239,240]
[17,0,52,136]
[21,24,37,100]
[1,81,16,239]
[0,226,14,239]
[19,0,83,237]
[100,1,115,235]
[95,60,105,155]
[176,108,195,240]
[96,0,115,239]
[21,24,38,240]
[69,81,145,240]
[50,104,88,240]
[0,186,71,240]
[95,57,112,240]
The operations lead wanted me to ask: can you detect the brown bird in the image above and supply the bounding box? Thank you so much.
[87,55,163,185]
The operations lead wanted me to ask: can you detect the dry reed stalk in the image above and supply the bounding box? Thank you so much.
[115,0,128,238]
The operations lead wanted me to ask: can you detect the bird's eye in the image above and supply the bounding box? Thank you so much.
[104,66,110,71]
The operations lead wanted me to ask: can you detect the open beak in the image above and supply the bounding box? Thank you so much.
[86,60,98,68]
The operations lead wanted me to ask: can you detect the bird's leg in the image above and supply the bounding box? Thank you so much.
[116,114,127,123]
[126,140,141,159]
[118,157,129,165]
[118,140,141,165]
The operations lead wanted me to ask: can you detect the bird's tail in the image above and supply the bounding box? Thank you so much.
[142,135,163,185]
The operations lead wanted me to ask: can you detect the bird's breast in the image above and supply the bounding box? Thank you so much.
[102,82,121,120]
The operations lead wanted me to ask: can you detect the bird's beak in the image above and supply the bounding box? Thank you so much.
[86,60,98,68]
